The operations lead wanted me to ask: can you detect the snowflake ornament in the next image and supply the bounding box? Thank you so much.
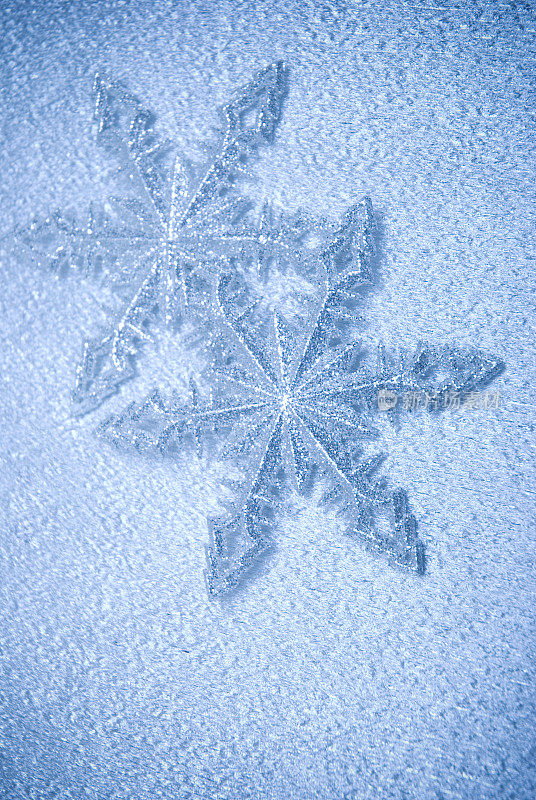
[20,62,289,415]
[19,62,504,597]
[99,197,503,597]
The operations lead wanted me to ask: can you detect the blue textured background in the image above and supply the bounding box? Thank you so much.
[1,2,535,798]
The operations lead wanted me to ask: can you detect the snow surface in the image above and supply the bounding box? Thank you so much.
[1,1,535,798]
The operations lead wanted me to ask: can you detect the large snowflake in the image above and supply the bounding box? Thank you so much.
[98,197,503,597]
[19,63,503,597]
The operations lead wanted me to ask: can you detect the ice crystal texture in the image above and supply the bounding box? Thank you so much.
[98,196,503,597]
[20,62,288,414]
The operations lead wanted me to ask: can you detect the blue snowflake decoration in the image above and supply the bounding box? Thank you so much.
[98,197,503,597]
[18,63,504,597]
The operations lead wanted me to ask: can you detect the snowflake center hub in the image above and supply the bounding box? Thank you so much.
[279,390,291,411]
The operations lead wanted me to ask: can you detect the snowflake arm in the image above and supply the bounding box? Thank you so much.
[342,343,506,412]
[205,411,285,597]
[93,73,172,224]
[15,198,159,283]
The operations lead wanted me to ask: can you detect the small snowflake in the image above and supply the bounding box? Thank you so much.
[19,63,289,414]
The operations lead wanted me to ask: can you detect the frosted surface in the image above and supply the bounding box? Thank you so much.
[1,2,535,798]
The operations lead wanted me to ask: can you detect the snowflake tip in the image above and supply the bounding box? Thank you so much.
[71,337,135,416]
[204,515,270,598]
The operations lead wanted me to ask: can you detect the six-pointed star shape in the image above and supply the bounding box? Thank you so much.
[99,197,503,596]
